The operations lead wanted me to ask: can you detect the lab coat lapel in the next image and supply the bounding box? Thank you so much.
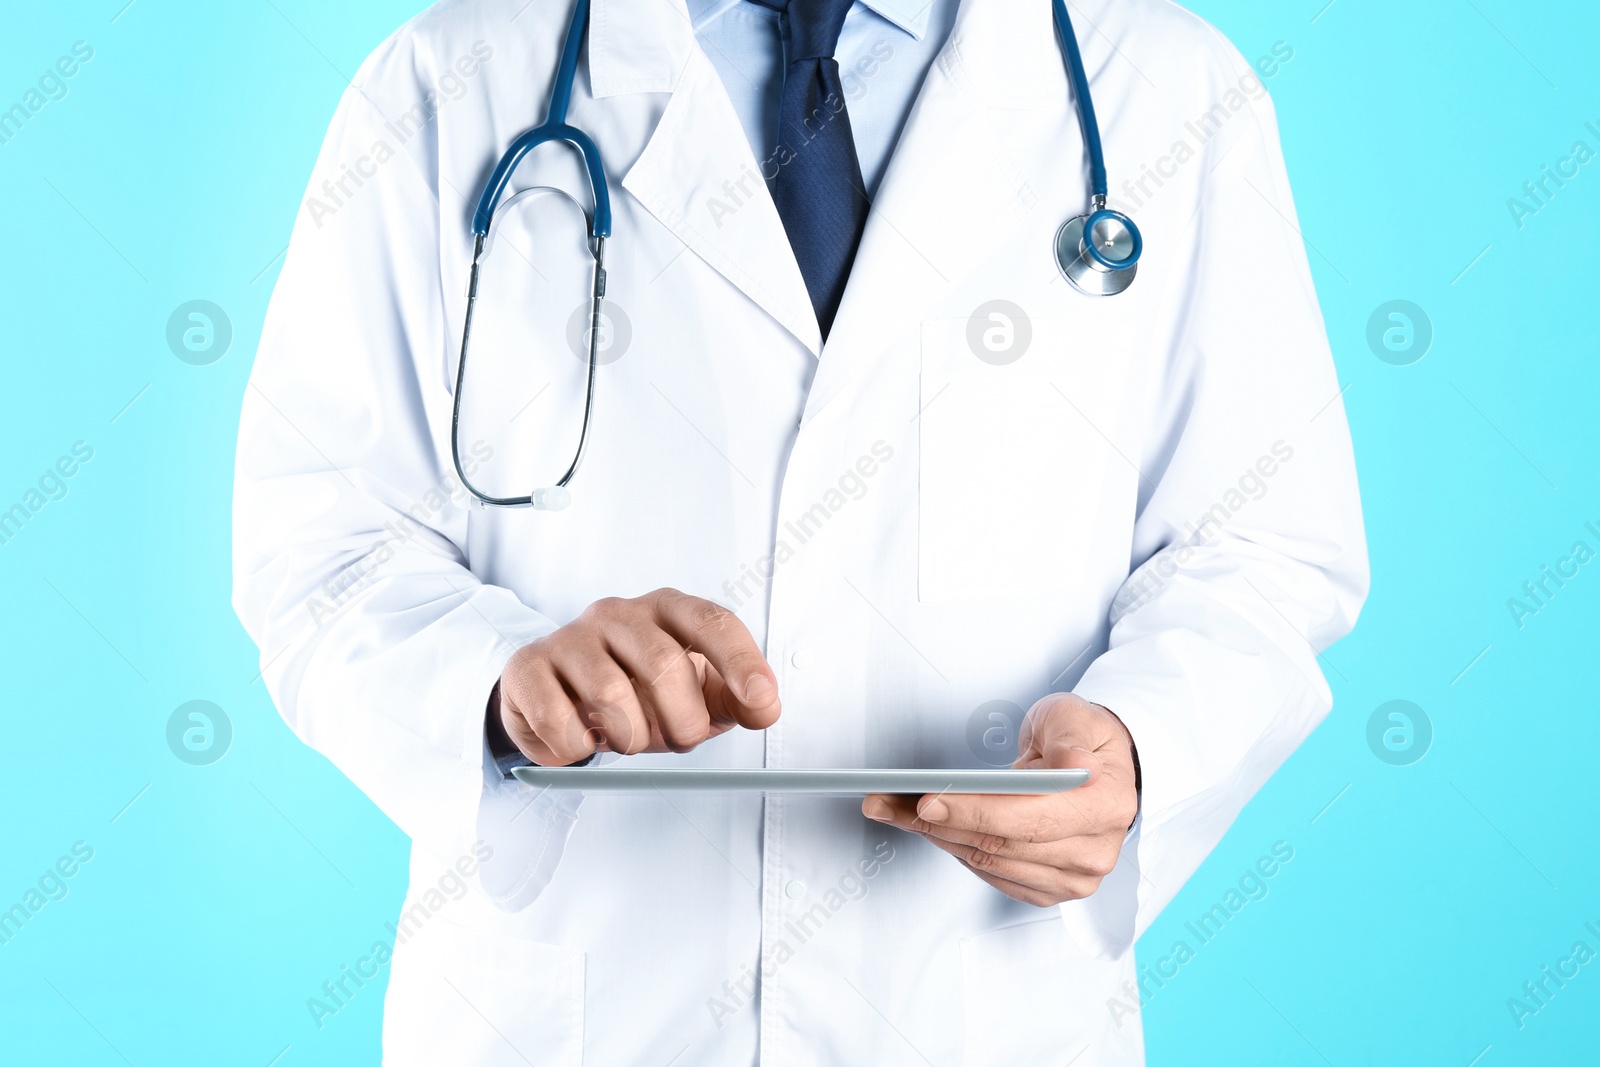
[615,25,822,355]
[804,0,1065,419]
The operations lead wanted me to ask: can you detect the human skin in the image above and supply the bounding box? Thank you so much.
[493,601,1136,907]
[863,694,1140,907]
[492,588,782,764]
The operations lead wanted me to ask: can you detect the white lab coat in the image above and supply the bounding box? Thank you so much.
[233,0,1367,1061]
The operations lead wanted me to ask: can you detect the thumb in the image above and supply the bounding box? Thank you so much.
[1015,696,1105,779]
[1042,737,1104,783]
[1015,694,1095,762]
[1013,735,1103,784]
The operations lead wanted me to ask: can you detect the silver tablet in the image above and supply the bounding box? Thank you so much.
[510,766,1090,796]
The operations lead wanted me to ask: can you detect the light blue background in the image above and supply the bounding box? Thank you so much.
[1,0,1595,1063]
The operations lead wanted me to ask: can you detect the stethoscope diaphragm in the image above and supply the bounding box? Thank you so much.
[1055,207,1140,297]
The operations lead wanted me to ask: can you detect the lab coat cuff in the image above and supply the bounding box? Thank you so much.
[1060,676,1192,962]
[463,610,592,910]
[490,745,600,781]
[477,741,586,909]
[457,608,561,788]
[1071,672,1204,842]
[1059,814,1142,961]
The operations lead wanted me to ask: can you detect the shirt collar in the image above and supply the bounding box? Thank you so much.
[687,0,933,41]
[857,0,933,40]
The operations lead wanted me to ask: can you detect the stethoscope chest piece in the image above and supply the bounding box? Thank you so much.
[1055,207,1140,298]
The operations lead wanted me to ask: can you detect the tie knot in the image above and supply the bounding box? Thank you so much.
[776,0,855,62]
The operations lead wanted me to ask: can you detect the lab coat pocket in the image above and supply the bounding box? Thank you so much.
[918,316,1130,603]
[383,915,585,1067]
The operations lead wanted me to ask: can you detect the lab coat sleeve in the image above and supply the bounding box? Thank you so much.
[231,30,579,909]
[1060,44,1369,959]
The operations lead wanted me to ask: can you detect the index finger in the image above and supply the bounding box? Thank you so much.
[648,590,780,727]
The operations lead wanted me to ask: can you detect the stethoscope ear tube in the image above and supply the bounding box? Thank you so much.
[450,231,533,508]
[450,229,607,510]
[470,0,610,240]
[458,0,1149,511]
[471,124,612,241]
[454,0,612,509]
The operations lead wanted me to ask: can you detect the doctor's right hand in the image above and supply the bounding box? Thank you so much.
[491,589,782,765]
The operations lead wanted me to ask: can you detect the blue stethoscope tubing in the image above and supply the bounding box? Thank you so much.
[470,0,611,241]
[452,0,1140,509]
[451,0,610,509]
[1051,0,1143,279]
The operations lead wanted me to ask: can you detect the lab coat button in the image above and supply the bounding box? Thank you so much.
[785,880,807,899]
[790,649,812,670]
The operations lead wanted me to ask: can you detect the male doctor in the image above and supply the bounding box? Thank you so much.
[233,0,1366,1061]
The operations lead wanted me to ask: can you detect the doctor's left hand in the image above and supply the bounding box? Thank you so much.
[862,693,1139,907]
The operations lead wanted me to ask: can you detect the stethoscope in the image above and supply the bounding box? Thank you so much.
[1048,0,1144,297]
[452,0,1142,510]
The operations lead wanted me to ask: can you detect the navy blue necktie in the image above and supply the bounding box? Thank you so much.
[756,0,870,339]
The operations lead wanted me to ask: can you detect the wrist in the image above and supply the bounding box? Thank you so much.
[1091,701,1141,826]
[485,681,521,761]
[486,679,599,771]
